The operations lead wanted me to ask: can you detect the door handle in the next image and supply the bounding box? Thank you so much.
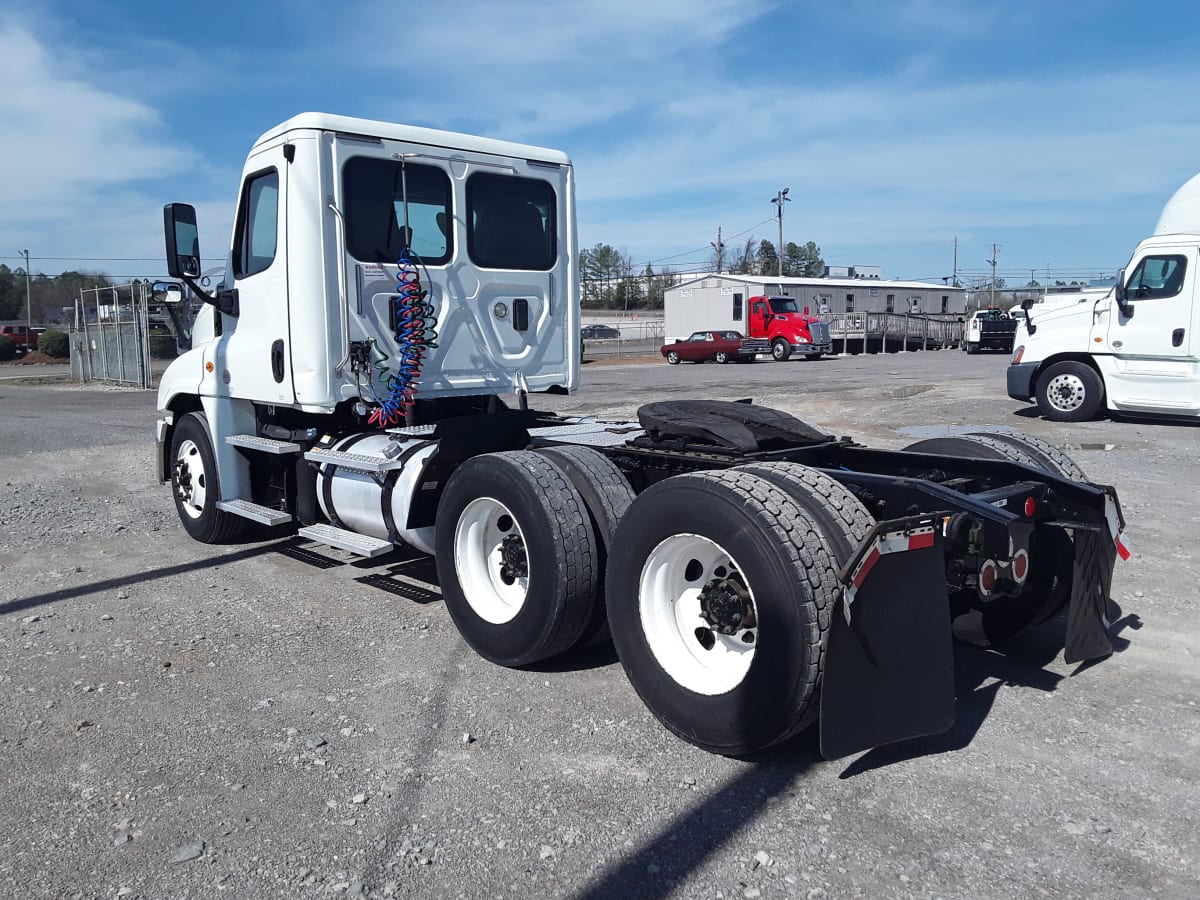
[1173,328,1185,348]
[271,339,285,383]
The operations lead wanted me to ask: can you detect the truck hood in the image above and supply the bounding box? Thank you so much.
[773,313,819,326]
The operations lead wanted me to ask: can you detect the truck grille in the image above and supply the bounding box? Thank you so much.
[809,322,830,345]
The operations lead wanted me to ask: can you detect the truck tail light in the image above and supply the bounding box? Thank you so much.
[978,559,997,596]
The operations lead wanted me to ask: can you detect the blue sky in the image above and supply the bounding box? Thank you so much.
[2,0,1199,287]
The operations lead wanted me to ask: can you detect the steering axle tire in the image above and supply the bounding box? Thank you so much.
[170,412,246,544]
[1035,361,1104,421]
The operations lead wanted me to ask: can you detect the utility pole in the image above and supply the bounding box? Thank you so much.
[986,243,1001,309]
[952,235,958,286]
[710,226,725,274]
[771,188,790,278]
[19,249,32,336]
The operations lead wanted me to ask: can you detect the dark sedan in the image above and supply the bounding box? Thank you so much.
[581,324,621,339]
[660,331,769,364]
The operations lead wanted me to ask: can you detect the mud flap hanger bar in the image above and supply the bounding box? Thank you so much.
[838,513,946,625]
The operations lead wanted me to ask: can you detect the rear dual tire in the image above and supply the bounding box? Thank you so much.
[435,451,598,667]
[607,468,850,755]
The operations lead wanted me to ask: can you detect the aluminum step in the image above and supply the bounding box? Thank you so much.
[386,424,438,437]
[305,448,405,474]
[298,523,393,558]
[216,499,293,526]
[226,434,301,454]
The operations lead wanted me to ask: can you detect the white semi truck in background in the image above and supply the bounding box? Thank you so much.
[154,113,1128,759]
[1008,173,1200,421]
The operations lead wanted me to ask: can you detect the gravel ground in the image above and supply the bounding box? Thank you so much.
[0,350,1197,900]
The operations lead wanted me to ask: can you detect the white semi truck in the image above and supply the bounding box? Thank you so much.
[155,113,1128,759]
[1008,173,1200,420]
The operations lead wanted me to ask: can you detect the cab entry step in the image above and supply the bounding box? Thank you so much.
[215,499,293,526]
[226,434,302,454]
[298,523,393,558]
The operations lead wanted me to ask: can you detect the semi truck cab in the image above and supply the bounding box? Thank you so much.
[1008,173,1200,420]
[747,295,833,360]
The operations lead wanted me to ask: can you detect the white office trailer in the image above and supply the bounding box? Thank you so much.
[665,274,969,335]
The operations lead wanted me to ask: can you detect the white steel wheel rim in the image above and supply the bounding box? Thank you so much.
[639,533,757,695]
[175,438,207,519]
[454,497,530,625]
[1046,373,1086,412]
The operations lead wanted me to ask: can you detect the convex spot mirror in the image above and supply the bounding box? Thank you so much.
[151,282,184,304]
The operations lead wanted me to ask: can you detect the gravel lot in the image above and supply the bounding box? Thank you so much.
[1,350,1197,899]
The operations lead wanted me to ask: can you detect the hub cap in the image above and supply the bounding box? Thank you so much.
[1046,372,1086,412]
[174,439,207,519]
[639,534,757,695]
[454,497,529,624]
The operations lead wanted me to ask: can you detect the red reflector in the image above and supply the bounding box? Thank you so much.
[1013,552,1028,581]
[909,531,935,550]
[979,560,996,594]
[1024,497,1037,517]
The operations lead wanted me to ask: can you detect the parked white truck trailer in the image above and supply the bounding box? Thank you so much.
[155,113,1128,759]
[1009,173,1200,420]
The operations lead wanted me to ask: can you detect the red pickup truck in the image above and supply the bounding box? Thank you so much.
[0,325,38,356]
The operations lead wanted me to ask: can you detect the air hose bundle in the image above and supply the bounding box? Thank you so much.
[368,251,438,428]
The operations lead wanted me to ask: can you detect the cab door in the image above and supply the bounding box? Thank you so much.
[1102,247,1200,413]
[206,142,294,405]
[1108,250,1193,359]
[749,300,769,338]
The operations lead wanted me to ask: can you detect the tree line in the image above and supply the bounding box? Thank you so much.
[580,237,825,310]
[0,265,114,323]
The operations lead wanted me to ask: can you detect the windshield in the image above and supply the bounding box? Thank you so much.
[768,298,799,314]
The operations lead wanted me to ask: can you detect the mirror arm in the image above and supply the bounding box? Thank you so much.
[180,274,240,318]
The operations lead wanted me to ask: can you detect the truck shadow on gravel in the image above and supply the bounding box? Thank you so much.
[0,541,288,617]
[571,749,819,900]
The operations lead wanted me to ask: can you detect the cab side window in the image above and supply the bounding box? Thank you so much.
[233,169,279,278]
[1126,255,1187,300]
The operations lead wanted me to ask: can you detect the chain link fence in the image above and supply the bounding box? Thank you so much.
[70,282,153,388]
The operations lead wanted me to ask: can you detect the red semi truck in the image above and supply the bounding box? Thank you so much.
[665,294,832,361]
[747,295,832,360]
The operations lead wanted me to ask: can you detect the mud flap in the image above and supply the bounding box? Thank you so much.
[819,520,956,760]
[1064,529,1116,664]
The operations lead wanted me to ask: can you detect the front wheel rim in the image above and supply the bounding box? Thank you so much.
[772,343,786,360]
[639,533,757,695]
[667,351,679,364]
[174,439,207,519]
[454,497,530,624]
[1046,373,1086,412]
